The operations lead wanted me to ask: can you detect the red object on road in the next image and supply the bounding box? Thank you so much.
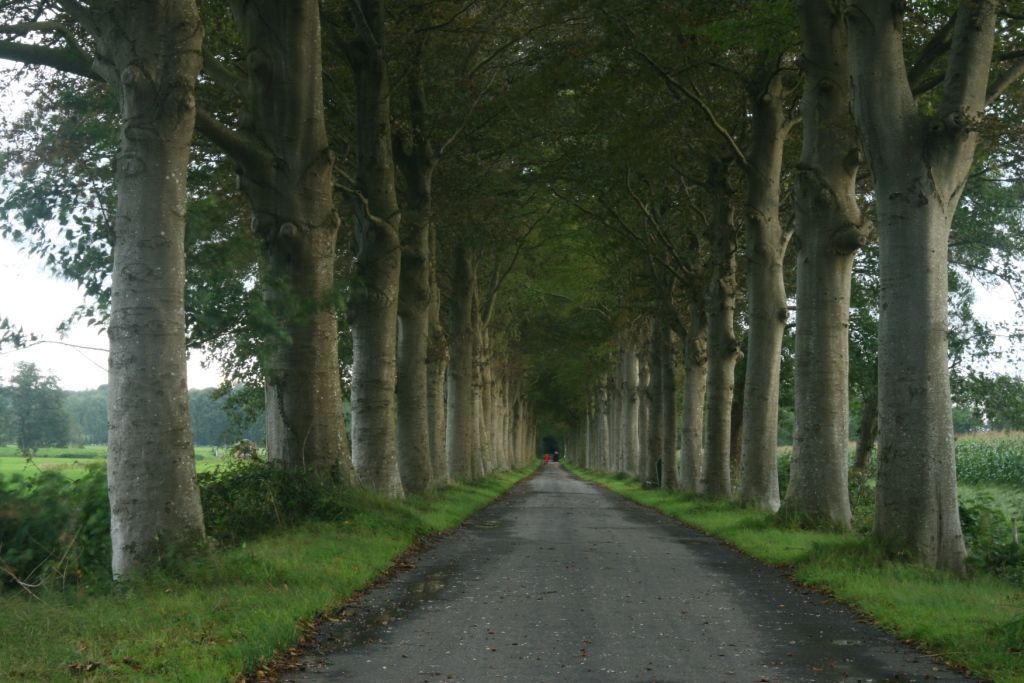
[544,453,551,463]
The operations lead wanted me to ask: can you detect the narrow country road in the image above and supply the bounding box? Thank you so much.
[287,465,969,682]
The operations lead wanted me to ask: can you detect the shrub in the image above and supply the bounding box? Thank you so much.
[0,466,110,590]
[847,468,876,534]
[1,459,361,591]
[960,490,1024,585]
[777,451,791,496]
[197,459,353,545]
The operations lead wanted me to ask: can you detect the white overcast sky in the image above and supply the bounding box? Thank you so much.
[0,238,223,391]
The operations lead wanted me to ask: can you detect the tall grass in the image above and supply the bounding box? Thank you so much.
[956,434,1024,487]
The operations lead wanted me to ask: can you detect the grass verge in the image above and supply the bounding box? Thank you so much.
[0,464,536,681]
[564,463,1024,683]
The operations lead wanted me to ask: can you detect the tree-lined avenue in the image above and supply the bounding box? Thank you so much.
[288,465,968,682]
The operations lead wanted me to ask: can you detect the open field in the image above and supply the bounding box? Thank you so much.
[0,446,224,484]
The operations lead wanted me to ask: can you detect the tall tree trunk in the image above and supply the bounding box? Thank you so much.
[606,370,620,472]
[782,0,868,528]
[659,321,678,490]
[738,68,790,512]
[226,0,352,479]
[584,404,593,469]
[471,321,487,475]
[598,380,611,471]
[853,389,878,472]
[847,0,996,574]
[94,0,206,578]
[619,344,641,476]
[703,169,739,497]
[637,348,652,480]
[446,248,477,481]
[647,334,665,484]
[427,230,448,483]
[393,59,436,494]
[730,392,744,484]
[345,0,403,496]
[483,339,498,472]
[680,300,707,493]
[396,236,432,492]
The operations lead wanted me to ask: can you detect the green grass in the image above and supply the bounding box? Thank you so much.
[0,464,536,681]
[0,446,223,485]
[0,457,221,484]
[0,445,109,459]
[565,463,1024,683]
[0,444,223,460]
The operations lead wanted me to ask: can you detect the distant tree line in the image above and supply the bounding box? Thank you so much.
[1,362,265,452]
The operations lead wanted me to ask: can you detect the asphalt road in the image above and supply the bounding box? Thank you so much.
[287,464,970,682]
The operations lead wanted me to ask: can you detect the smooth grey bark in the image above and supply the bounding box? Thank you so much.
[597,380,611,471]
[213,0,352,479]
[619,344,641,476]
[658,321,678,490]
[703,169,739,497]
[393,59,436,494]
[738,67,791,513]
[729,394,744,479]
[497,379,511,470]
[483,335,499,473]
[847,0,999,574]
[853,389,878,472]
[86,0,207,578]
[584,405,593,469]
[427,229,449,484]
[679,300,707,493]
[344,0,403,496]
[446,247,477,481]
[606,370,620,472]
[473,321,489,476]
[638,348,653,480]
[646,332,665,483]
[782,0,867,528]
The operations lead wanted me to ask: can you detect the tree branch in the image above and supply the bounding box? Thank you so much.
[346,0,381,51]
[632,47,748,170]
[0,20,87,57]
[438,69,497,158]
[907,14,955,90]
[481,213,543,326]
[201,49,246,99]
[193,107,269,175]
[0,38,95,79]
[625,174,694,281]
[986,57,1024,104]
[937,0,997,120]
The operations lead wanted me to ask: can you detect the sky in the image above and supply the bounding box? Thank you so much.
[0,238,224,391]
